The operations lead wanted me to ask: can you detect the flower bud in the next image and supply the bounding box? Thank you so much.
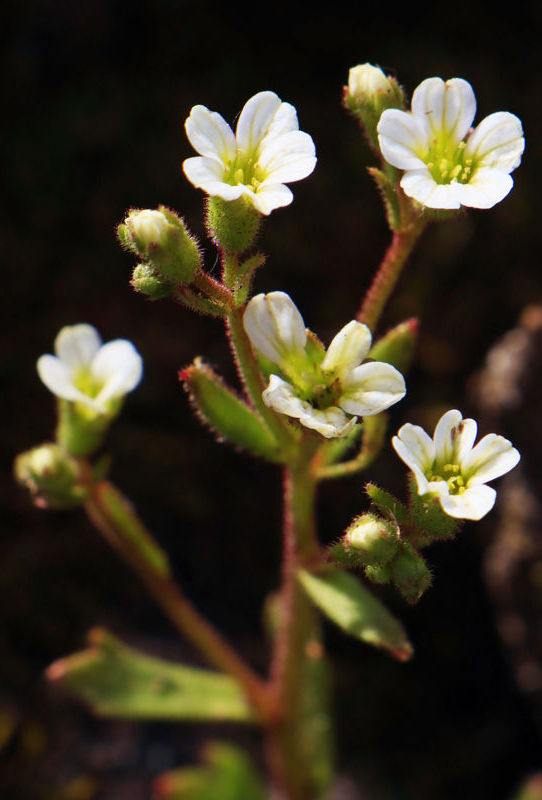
[344,513,399,566]
[390,542,432,604]
[344,63,405,150]
[120,207,201,285]
[131,263,171,300]
[14,443,89,509]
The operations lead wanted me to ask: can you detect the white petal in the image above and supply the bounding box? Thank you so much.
[400,169,462,209]
[462,433,520,485]
[258,131,316,184]
[262,374,310,419]
[466,112,524,172]
[54,324,102,369]
[251,184,293,215]
[298,406,357,439]
[182,157,244,200]
[412,77,476,142]
[440,485,496,520]
[185,105,236,163]
[433,409,463,463]
[377,109,429,170]
[392,423,435,473]
[321,321,372,377]
[339,361,406,416]
[236,91,282,155]
[243,292,306,366]
[92,340,143,405]
[261,101,299,140]
[454,417,478,462]
[36,355,101,410]
[458,168,513,209]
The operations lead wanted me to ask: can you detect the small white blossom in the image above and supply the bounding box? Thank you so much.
[244,292,406,438]
[125,209,172,250]
[392,409,520,520]
[37,324,143,413]
[183,91,316,215]
[348,64,392,99]
[378,77,524,209]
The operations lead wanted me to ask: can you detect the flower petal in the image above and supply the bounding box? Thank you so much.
[182,157,244,200]
[392,423,435,474]
[462,433,520,485]
[36,355,101,409]
[258,131,316,184]
[260,101,299,140]
[412,77,476,142]
[251,183,293,215]
[377,109,429,170]
[433,409,463,463]
[236,91,282,155]
[439,485,496,520]
[339,361,406,416]
[466,112,524,173]
[298,405,357,439]
[92,340,143,405]
[400,169,463,209]
[243,292,306,367]
[262,374,310,419]
[185,105,236,163]
[321,320,372,377]
[458,167,513,209]
[54,324,102,370]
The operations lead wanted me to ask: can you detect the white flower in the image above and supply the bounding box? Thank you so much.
[378,77,524,209]
[244,292,406,438]
[392,409,520,520]
[125,209,172,250]
[183,91,316,215]
[37,324,143,413]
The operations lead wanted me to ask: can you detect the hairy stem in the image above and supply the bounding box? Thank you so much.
[357,216,427,331]
[84,480,272,719]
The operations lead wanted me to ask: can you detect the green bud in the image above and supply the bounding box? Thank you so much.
[14,443,89,509]
[345,63,405,150]
[390,542,432,604]
[365,483,408,524]
[205,196,261,253]
[121,207,201,285]
[344,513,399,566]
[131,263,171,300]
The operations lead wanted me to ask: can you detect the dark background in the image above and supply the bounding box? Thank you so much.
[3,1,542,798]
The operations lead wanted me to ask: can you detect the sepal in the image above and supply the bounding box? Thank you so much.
[131,263,172,300]
[368,318,419,373]
[180,359,282,462]
[365,482,408,524]
[407,475,461,543]
[389,541,432,604]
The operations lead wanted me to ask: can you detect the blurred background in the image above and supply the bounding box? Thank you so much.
[3,1,542,797]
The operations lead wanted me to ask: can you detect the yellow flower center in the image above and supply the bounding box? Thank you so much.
[425,140,475,185]
[429,462,466,495]
[225,152,266,191]
[73,368,103,398]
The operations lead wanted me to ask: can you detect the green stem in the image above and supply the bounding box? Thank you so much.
[225,306,296,454]
[266,446,325,799]
[84,480,272,720]
[357,216,427,331]
[316,413,388,480]
[193,270,235,310]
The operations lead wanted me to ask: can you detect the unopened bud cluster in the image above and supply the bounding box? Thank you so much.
[119,206,201,290]
[14,443,90,509]
[345,63,405,150]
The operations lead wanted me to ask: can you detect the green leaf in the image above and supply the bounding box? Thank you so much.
[368,318,419,373]
[47,629,255,723]
[180,359,282,462]
[153,742,267,800]
[298,568,413,661]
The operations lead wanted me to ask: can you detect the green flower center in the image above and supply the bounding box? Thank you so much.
[73,368,103,398]
[428,462,466,494]
[425,140,475,185]
[224,153,267,191]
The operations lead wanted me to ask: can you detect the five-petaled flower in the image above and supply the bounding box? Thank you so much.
[37,324,143,414]
[183,91,316,215]
[243,292,406,438]
[392,409,520,520]
[378,77,524,209]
